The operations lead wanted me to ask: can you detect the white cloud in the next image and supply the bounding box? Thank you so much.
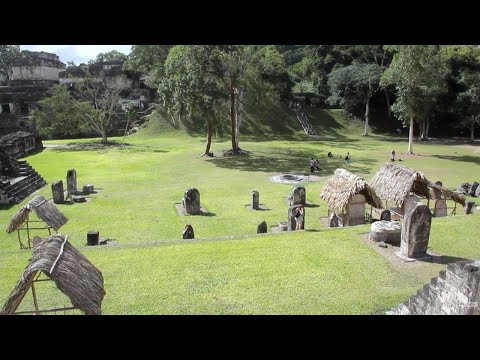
[21,45,132,64]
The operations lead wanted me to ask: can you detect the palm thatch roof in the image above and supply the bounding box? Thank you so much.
[370,162,466,207]
[1,234,105,315]
[320,168,382,214]
[6,195,68,234]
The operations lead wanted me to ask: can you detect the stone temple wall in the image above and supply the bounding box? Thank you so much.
[388,260,480,315]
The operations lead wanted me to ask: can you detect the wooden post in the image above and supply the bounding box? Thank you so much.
[26,212,31,249]
[31,281,40,314]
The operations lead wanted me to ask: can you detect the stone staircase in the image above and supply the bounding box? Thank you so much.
[387,260,480,315]
[294,110,317,135]
[0,159,47,206]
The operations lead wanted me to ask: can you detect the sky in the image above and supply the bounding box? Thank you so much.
[21,45,132,65]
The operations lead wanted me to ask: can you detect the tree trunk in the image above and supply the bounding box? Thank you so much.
[471,120,475,143]
[363,96,370,136]
[229,76,237,153]
[202,114,213,156]
[234,90,244,151]
[384,88,391,118]
[407,116,414,155]
[426,116,430,139]
[101,129,108,144]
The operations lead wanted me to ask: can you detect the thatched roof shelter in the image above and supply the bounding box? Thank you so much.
[320,168,382,214]
[6,195,68,234]
[370,163,465,207]
[1,234,105,315]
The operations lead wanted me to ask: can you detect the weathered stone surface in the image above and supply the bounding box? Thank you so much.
[469,182,479,197]
[183,188,201,215]
[66,169,77,195]
[257,221,267,234]
[434,199,447,217]
[329,213,339,227]
[87,230,99,246]
[370,220,402,245]
[403,194,422,216]
[83,184,94,195]
[388,260,480,315]
[400,204,432,258]
[380,210,391,221]
[182,224,194,239]
[252,191,259,210]
[289,186,306,206]
[51,180,64,204]
[465,201,475,215]
[72,195,86,203]
[476,185,480,198]
[288,205,304,231]
[457,183,470,195]
[378,241,388,248]
[32,236,43,248]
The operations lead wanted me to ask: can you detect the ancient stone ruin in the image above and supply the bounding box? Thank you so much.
[51,180,64,204]
[388,260,480,315]
[329,213,339,227]
[182,224,194,239]
[288,186,306,206]
[465,201,475,215]
[257,221,267,234]
[0,131,43,158]
[183,188,201,215]
[83,184,94,195]
[399,204,432,258]
[87,230,99,246]
[370,221,402,246]
[380,210,391,221]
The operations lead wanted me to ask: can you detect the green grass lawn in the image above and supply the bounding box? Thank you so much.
[0,104,479,314]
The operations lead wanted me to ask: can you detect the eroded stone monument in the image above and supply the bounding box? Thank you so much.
[257,221,267,234]
[465,201,475,215]
[183,188,201,215]
[289,186,306,206]
[329,213,339,227]
[51,180,64,204]
[434,199,447,217]
[183,224,194,239]
[400,204,432,258]
[66,169,77,196]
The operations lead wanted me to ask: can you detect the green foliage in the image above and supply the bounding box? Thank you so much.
[90,50,128,64]
[30,85,90,138]
[123,45,172,87]
[0,45,21,82]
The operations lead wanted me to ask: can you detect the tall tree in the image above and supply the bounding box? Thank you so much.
[457,69,480,142]
[89,50,128,64]
[328,63,383,135]
[381,45,448,154]
[160,46,226,156]
[0,45,21,85]
[123,45,172,88]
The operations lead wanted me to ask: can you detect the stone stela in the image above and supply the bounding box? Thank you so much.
[183,188,201,215]
[399,203,432,258]
[183,224,194,239]
[288,186,306,206]
[66,169,77,197]
[51,180,64,204]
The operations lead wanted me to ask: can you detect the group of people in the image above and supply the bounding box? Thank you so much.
[309,158,322,173]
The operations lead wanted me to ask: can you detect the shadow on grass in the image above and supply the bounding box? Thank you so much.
[431,154,480,166]
[49,141,169,154]
[421,254,470,265]
[198,211,216,217]
[207,147,372,174]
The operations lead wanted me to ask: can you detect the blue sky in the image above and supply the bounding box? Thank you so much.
[21,45,132,65]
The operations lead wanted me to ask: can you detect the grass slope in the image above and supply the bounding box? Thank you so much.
[0,103,478,314]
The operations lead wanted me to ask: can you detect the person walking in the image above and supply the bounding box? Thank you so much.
[390,149,396,162]
[345,152,351,167]
[310,158,315,173]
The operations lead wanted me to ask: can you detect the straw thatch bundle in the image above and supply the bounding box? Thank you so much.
[320,168,382,214]
[6,195,68,234]
[370,163,431,207]
[1,234,105,315]
[370,163,466,207]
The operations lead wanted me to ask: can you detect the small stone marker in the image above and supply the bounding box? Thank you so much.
[465,201,475,215]
[32,236,43,248]
[257,221,267,234]
[87,230,99,246]
[83,184,94,195]
[252,191,259,210]
[51,180,64,204]
[182,224,194,239]
[289,186,306,206]
[433,199,447,217]
[329,213,339,227]
[380,210,391,221]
